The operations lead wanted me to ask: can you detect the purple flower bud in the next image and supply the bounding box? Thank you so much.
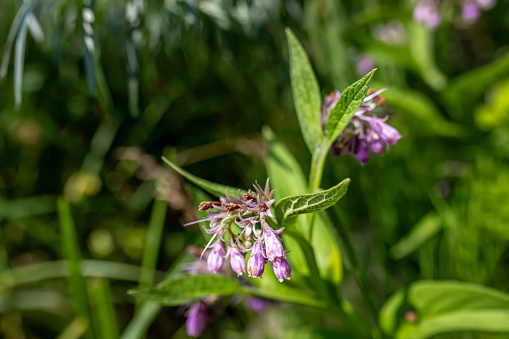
[247,241,265,278]
[228,245,246,276]
[272,258,291,282]
[366,129,386,155]
[263,226,285,262]
[462,2,480,24]
[369,118,401,145]
[186,302,208,337]
[207,240,225,274]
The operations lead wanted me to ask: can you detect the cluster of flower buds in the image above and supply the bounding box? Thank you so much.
[185,179,291,282]
[413,0,495,29]
[321,88,401,166]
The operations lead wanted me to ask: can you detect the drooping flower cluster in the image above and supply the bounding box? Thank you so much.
[185,179,291,282]
[413,0,495,29]
[321,88,401,166]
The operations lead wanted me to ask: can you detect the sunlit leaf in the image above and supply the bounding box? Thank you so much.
[286,28,323,153]
[325,70,375,147]
[275,179,350,223]
[380,280,509,338]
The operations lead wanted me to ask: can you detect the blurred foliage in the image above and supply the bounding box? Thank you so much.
[1,0,509,337]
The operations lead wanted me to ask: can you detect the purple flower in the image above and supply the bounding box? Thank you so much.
[413,0,441,30]
[356,132,370,166]
[357,54,375,75]
[207,240,225,273]
[186,302,208,337]
[462,2,480,24]
[366,128,386,155]
[476,0,495,10]
[185,178,290,281]
[245,296,272,313]
[368,117,402,145]
[321,88,401,165]
[263,225,285,262]
[228,245,246,276]
[247,241,265,278]
[272,258,291,282]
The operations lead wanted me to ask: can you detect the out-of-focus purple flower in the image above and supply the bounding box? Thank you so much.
[272,258,291,282]
[247,241,265,278]
[186,302,208,337]
[322,88,401,166]
[357,54,375,75]
[475,0,495,9]
[413,0,441,30]
[263,225,285,262]
[207,240,225,273]
[462,2,480,24]
[373,21,407,45]
[228,245,246,276]
[245,296,272,313]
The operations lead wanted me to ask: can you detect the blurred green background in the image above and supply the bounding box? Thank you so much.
[2,0,509,338]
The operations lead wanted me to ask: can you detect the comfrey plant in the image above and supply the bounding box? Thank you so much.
[129,30,397,338]
[321,89,401,165]
[185,179,291,282]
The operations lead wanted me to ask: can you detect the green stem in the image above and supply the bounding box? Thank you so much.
[307,139,329,241]
[307,137,382,336]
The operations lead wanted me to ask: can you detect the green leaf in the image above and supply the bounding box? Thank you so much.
[325,70,375,147]
[286,28,323,153]
[128,275,241,306]
[161,156,242,197]
[275,179,350,223]
[390,212,442,260]
[380,280,509,338]
[263,126,307,200]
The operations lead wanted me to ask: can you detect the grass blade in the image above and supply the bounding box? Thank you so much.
[13,5,32,110]
[57,197,93,338]
[82,0,97,96]
[0,0,32,80]
[136,199,167,308]
[90,279,119,339]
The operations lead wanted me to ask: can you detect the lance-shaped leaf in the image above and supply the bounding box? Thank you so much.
[275,178,350,223]
[380,280,509,338]
[286,28,323,153]
[128,275,241,306]
[162,156,242,197]
[326,70,375,147]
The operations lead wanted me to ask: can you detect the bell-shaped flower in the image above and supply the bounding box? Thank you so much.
[247,241,265,278]
[207,240,225,274]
